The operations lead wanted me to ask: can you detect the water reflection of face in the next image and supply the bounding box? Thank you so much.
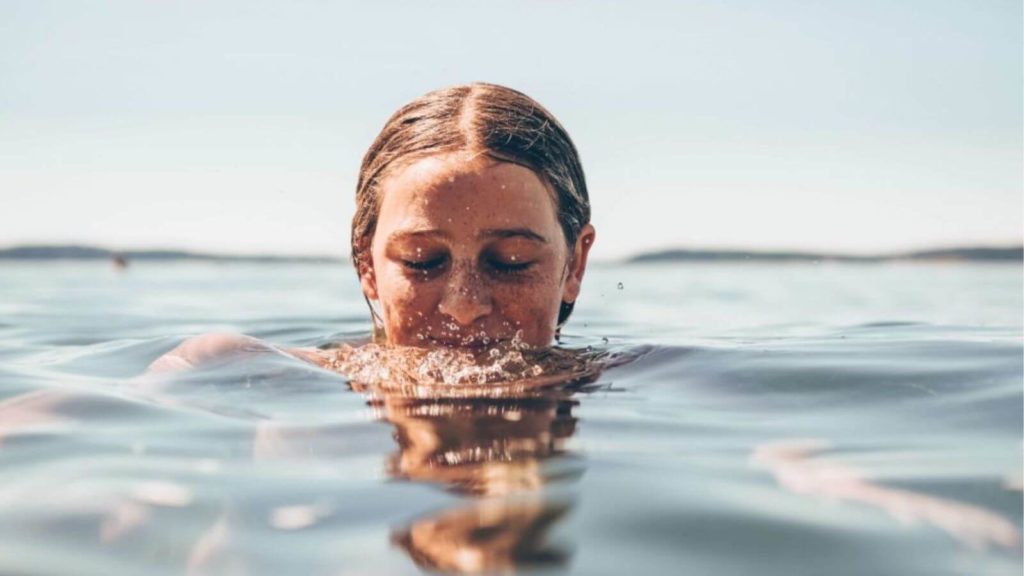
[360,154,595,349]
[380,396,579,496]
[374,393,580,573]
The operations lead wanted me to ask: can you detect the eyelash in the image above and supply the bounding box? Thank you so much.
[402,257,446,272]
[487,260,532,275]
[400,257,533,275]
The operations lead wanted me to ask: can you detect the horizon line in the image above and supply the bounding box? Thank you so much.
[1,242,1021,263]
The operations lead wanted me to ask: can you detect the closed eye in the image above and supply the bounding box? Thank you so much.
[402,256,447,271]
[487,259,533,274]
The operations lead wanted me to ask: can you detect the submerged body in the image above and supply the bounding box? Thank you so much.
[0,262,1021,575]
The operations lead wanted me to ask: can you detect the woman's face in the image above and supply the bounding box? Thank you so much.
[361,154,594,349]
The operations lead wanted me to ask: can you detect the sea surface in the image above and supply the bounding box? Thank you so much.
[0,260,1021,575]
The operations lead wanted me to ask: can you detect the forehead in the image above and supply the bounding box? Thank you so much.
[375,154,560,235]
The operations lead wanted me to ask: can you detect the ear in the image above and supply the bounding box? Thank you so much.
[358,259,379,301]
[561,224,596,304]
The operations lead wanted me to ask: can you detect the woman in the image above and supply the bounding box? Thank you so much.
[150,82,596,372]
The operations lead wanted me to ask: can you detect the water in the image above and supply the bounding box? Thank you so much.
[0,260,1021,575]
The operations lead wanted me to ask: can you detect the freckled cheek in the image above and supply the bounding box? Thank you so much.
[377,273,439,341]
[491,282,562,345]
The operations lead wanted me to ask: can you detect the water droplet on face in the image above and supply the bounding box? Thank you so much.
[617,282,624,290]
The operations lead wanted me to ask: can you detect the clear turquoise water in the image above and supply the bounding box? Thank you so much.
[0,261,1021,575]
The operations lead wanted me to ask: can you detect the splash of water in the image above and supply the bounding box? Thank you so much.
[322,335,609,398]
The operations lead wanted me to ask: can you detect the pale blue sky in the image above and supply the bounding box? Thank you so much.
[1,0,1020,259]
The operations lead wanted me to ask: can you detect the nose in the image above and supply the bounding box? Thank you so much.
[438,264,493,327]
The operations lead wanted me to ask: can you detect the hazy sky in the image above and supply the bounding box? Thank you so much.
[1,0,1020,259]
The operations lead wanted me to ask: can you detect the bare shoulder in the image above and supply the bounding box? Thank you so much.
[285,346,340,369]
[146,332,351,374]
[147,332,274,373]
[286,343,356,370]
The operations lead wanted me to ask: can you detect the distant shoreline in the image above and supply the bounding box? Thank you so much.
[626,246,1023,264]
[0,245,343,263]
[0,244,1020,264]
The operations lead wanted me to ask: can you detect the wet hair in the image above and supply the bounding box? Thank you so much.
[351,82,591,326]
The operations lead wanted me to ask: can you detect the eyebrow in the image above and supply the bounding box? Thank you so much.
[387,229,451,244]
[479,228,549,243]
[387,227,549,244]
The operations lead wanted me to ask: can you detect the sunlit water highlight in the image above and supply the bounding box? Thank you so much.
[0,261,1020,575]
